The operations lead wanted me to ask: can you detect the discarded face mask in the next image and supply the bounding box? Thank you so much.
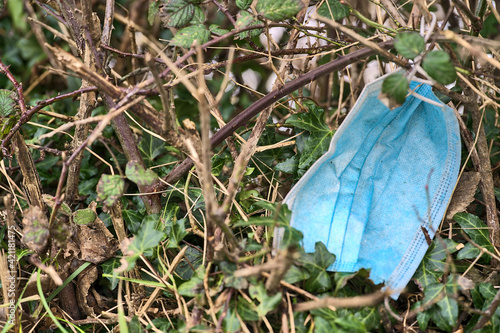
[274,76,461,298]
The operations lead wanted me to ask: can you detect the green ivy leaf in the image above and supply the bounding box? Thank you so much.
[171,24,210,48]
[236,0,252,10]
[236,296,259,321]
[223,308,241,333]
[97,174,124,207]
[175,246,203,280]
[275,155,299,174]
[299,242,335,292]
[456,242,481,260]
[178,265,205,297]
[139,132,167,163]
[286,106,334,170]
[128,316,144,333]
[249,282,282,316]
[126,161,158,186]
[256,0,303,21]
[314,316,335,332]
[454,213,494,253]
[395,32,425,59]
[165,218,188,248]
[436,296,459,331]
[122,209,144,234]
[413,239,458,289]
[317,0,350,21]
[284,265,310,284]
[125,215,165,269]
[381,72,409,107]
[73,208,96,225]
[0,89,17,117]
[101,258,122,290]
[355,307,381,331]
[160,0,195,28]
[422,50,457,85]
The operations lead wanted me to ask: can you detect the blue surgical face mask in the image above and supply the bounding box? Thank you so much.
[275,75,461,298]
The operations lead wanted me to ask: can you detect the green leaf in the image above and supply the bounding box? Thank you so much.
[256,0,303,21]
[286,106,334,169]
[165,218,188,248]
[190,5,205,24]
[314,316,336,333]
[101,258,122,290]
[175,246,203,280]
[299,242,335,292]
[394,32,425,59]
[422,50,457,85]
[334,314,366,333]
[139,132,167,163]
[129,316,144,333]
[355,307,381,331]
[284,265,310,284]
[178,265,204,297]
[125,216,165,269]
[334,272,357,293]
[126,161,158,186]
[73,208,96,225]
[122,210,144,234]
[209,24,230,36]
[148,0,159,25]
[160,0,195,28]
[0,89,17,117]
[495,188,500,202]
[223,308,241,333]
[454,213,494,252]
[236,11,262,39]
[236,296,259,321]
[275,155,299,174]
[457,242,481,259]
[97,174,124,207]
[171,24,210,48]
[248,282,282,316]
[236,0,252,10]
[436,296,458,331]
[413,239,458,289]
[381,72,409,107]
[317,0,350,21]
[414,301,431,331]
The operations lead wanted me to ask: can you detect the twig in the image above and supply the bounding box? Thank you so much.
[0,58,28,115]
[293,291,388,312]
[0,87,97,154]
[152,40,396,190]
[451,0,483,31]
[101,0,115,46]
[461,81,500,247]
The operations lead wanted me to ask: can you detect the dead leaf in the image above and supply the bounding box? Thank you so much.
[446,172,480,219]
[22,206,49,254]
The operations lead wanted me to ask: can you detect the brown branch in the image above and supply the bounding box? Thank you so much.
[152,40,397,190]
[462,83,500,247]
[0,87,97,155]
[0,57,28,115]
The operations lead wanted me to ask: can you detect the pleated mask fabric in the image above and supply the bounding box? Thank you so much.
[274,76,461,298]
